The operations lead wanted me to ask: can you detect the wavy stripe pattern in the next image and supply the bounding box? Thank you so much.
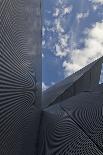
[39,91,103,154]
[0,0,41,155]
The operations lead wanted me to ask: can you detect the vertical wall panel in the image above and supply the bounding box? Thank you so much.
[0,0,41,154]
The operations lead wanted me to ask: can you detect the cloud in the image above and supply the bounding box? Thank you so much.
[42,40,45,47]
[76,11,89,23]
[54,18,65,33]
[93,0,103,4]
[42,53,45,58]
[92,4,98,10]
[42,82,49,91]
[47,1,103,76]
[51,82,55,85]
[43,0,103,85]
[53,8,60,17]
[53,5,72,17]
[52,4,73,58]
[64,6,73,15]
[62,22,103,76]
[55,34,70,58]
[90,0,103,11]
[42,82,55,90]
[42,26,46,36]
[43,0,73,58]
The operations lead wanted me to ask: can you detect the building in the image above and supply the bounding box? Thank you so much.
[0,0,41,154]
[40,56,103,155]
[0,0,103,154]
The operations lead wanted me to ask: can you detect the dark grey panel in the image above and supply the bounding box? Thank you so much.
[0,0,41,154]
[60,92,103,152]
[91,83,103,92]
[38,110,103,155]
[40,91,103,155]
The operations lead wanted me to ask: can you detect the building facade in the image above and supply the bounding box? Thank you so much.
[0,0,41,154]
[0,1,103,155]
[40,57,103,155]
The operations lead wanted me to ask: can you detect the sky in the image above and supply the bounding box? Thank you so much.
[42,0,103,90]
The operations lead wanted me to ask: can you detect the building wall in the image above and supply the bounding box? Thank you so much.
[0,0,41,154]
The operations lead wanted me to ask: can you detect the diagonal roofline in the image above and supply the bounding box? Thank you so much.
[43,56,103,108]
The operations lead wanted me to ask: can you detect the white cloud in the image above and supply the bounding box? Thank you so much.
[62,22,103,76]
[43,0,73,59]
[53,8,60,17]
[90,0,103,11]
[55,18,65,33]
[42,53,45,58]
[51,82,55,85]
[63,6,73,15]
[43,0,103,84]
[55,44,65,57]
[55,44,67,58]
[56,5,72,16]
[93,0,103,4]
[42,26,46,36]
[42,40,45,46]
[42,82,49,91]
[42,82,55,90]
[53,4,73,58]
[76,12,89,23]
[93,4,98,10]
[55,34,70,58]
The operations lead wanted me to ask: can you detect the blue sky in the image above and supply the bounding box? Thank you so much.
[42,0,103,90]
